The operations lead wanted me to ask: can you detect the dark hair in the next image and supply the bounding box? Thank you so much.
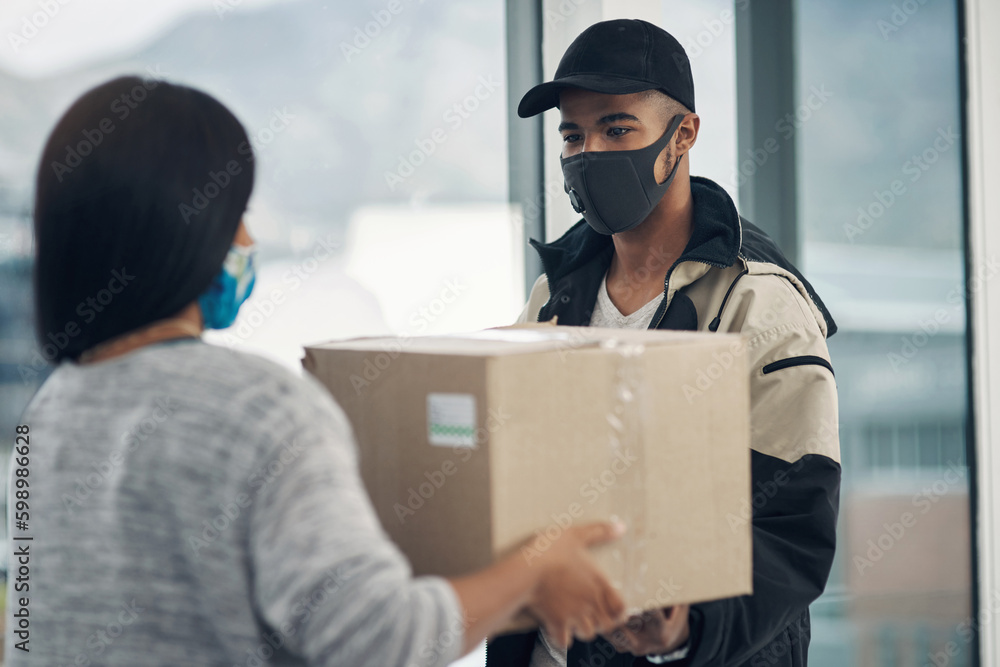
[639,89,691,126]
[33,76,254,362]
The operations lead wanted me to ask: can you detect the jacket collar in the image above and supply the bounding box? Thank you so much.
[529,176,838,336]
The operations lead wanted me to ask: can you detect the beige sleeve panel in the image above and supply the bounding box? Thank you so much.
[744,259,830,338]
[516,273,551,324]
[728,273,841,465]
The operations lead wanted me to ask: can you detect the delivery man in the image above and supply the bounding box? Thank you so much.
[486,18,841,667]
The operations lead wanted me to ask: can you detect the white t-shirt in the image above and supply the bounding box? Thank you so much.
[588,272,663,330]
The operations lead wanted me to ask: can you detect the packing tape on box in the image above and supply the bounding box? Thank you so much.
[601,339,650,612]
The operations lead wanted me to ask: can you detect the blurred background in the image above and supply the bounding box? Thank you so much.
[0,0,976,665]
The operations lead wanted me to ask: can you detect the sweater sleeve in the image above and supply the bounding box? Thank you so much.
[247,376,466,667]
[681,276,841,667]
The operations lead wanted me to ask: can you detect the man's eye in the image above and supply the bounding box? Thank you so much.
[609,127,630,137]
[562,133,581,143]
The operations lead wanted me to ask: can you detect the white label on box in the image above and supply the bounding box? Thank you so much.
[427,393,477,447]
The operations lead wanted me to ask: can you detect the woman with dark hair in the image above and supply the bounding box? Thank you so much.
[9,76,626,666]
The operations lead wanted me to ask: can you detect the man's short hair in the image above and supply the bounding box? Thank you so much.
[640,89,691,123]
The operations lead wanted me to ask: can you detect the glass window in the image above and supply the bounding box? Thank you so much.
[794,1,972,665]
[0,0,518,373]
[0,2,976,665]
[0,5,513,666]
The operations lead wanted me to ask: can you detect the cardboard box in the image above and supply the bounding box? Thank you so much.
[303,326,752,616]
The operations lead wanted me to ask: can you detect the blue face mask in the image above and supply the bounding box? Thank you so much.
[198,244,257,330]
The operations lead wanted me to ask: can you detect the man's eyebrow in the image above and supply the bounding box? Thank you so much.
[558,113,642,132]
[598,112,642,125]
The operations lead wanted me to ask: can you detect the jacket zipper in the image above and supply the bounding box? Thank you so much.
[648,257,728,330]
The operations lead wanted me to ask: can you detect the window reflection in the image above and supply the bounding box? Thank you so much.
[796,1,971,665]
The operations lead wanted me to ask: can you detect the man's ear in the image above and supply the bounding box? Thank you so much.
[674,113,700,156]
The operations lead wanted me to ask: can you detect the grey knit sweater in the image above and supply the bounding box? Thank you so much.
[6,340,463,666]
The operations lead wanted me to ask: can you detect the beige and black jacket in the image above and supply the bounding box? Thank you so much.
[488,176,841,667]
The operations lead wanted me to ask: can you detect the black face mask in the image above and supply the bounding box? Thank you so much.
[560,114,686,235]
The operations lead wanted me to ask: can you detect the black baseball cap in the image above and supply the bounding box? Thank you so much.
[517,19,695,118]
